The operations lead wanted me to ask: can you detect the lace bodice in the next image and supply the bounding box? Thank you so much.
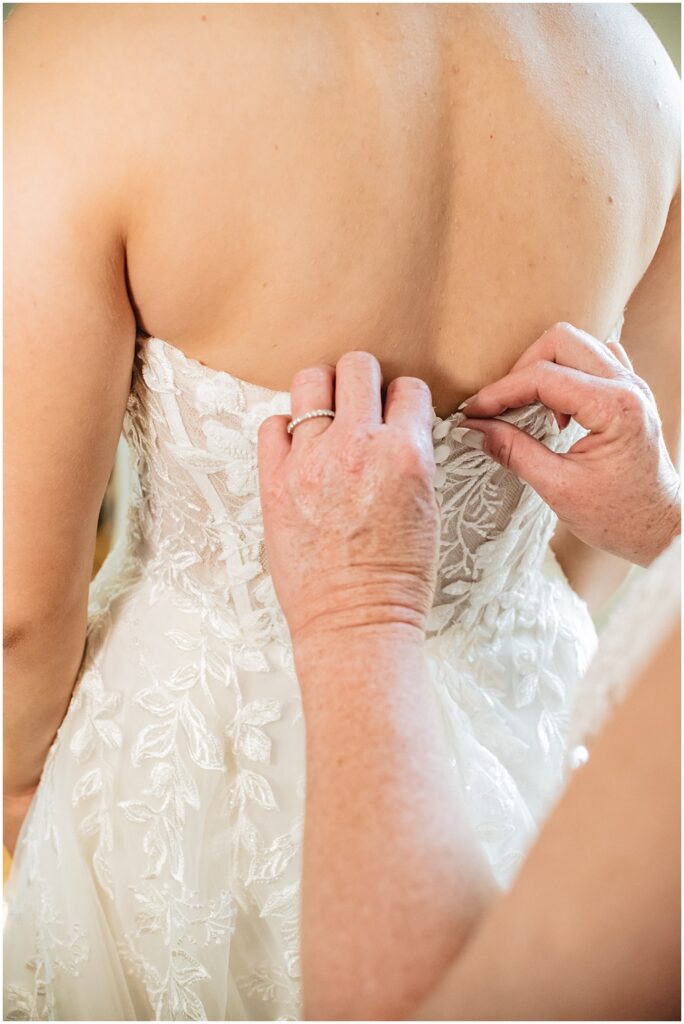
[123,332,584,640]
[5,318,623,1022]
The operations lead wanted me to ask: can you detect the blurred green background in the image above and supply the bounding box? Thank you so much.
[635,1,681,68]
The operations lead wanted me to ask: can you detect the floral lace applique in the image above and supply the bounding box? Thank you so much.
[5,317,624,1020]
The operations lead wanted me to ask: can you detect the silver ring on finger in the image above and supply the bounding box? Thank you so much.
[287,409,336,435]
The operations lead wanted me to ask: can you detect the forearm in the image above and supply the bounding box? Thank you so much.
[4,609,88,799]
[415,620,681,1022]
[295,625,498,1021]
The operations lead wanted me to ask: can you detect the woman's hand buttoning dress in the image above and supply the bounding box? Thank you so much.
[259,333,680,1021]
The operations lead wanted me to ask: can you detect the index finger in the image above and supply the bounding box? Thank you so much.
[333,351,383,427]
[462,360,624,433]
[509,321,624,379]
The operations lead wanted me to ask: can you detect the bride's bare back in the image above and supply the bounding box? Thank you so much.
[127,3,678,412]
[3,3,680,800]
[9,3,679,411]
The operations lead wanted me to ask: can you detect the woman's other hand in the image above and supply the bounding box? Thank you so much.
[460,322,681,567]
[257,351,441,649]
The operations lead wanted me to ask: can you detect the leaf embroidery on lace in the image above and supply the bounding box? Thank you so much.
[5,323,616,1020]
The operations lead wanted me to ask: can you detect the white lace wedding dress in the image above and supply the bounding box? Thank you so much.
[4,315,625,1021]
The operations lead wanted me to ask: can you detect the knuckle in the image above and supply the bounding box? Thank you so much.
[544,321,574,342]
[616,385,646,419]
[257,415,279,446]
[390,375,431,395]
[612,367,633,386]
[396,436,434,477]
[532,358,553,383]
[257,417,271,441]
[493,439,514,469]
[633,375,657,405]
[582,392,604,425]
[340,431,372,473]
[397,438,422,467]
[387,376,433,417]
[291,364,334,389]
[484,427,513,468]
[336,350,380,375]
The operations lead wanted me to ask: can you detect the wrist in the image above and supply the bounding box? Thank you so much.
[293,619,425,686]
[292,610,426,648]
[641,483,681,567]
[286,566,434,651]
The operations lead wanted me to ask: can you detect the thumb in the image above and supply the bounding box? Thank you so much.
[257,414,291,484]
[459,417,566,504]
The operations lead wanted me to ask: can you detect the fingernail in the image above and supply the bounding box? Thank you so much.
[454,427,486,450]
[457,396,476,412]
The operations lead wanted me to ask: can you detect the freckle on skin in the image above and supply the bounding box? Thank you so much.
[608,195,614,204]
[201,14,207,21]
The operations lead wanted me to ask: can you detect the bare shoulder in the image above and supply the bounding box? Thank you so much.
[554,3,680,258]
[3,2,295,217]
[4,2,138,235]
[593,3,681,113]
[481,3,678,184]
[536,3,680,118]
[560,3,680,189]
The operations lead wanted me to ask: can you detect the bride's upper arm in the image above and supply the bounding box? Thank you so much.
[4,8,138,639]
[552,123,680,612]
[617,5,682,465]
[620,183,681,467]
